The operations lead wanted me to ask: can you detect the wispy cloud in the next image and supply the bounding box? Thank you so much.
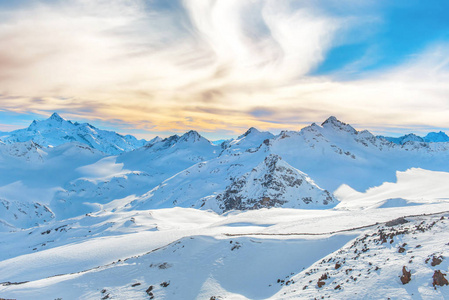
[0,0,448,137]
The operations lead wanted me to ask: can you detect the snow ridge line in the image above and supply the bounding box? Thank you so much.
[223,209,449,237]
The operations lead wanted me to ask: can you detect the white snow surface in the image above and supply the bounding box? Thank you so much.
[0,115,449,299]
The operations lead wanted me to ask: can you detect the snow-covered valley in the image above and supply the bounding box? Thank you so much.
[1,114,449,299]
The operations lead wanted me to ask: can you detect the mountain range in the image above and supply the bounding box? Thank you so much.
[378,131,449,144]
[0,113,147,155]
[1,113,449,299]
[2,113,449,224]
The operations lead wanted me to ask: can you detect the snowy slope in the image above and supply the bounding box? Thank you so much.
[335,168,449,210]
[0,113,147,155]
[122,142,270,212]
[42,131,220,219]
[125,149,336,213]
[50,157,156,220]
[0,199,54,230]
[0,142,105,225]
[274,213,449,299]
[0,140,46,163]
[1,205,449,299]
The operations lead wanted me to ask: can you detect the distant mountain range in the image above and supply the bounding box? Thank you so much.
[0,113,147,155]
[378,131,449,144]
[2,113,449,226]
[1,113,449,155]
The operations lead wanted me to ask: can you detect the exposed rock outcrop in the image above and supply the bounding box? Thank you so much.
[432,270,449,287]
[215,154,337,212]
[400,266,411,284]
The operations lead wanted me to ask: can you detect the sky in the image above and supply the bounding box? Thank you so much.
[0,0,449,140]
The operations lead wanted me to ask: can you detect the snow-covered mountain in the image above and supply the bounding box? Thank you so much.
[2,115,449,222]
[213,154,336,212]
[379,131,449,144]
[0,113,147,155]
[424,131,449,142]
[265,116,449,191]
[125,150,336,213]
[220,127,274,154]
[1,115,449,299]
[379,133,425,144]
[117,130,219,177]
[4,114,449,222]
[0,142,104,227]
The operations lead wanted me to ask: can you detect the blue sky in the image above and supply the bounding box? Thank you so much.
[0,0,449,139]
[314,0,449,76]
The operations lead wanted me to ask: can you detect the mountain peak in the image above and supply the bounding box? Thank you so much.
[236,127,262,140]
[180,130,205,143]
[321,116,342,127]
[321,116,357,134]
[28,113,67,130]
[243,127,260,136]
[5,113,147,154]
[424,131,449,143]
[147,136,163,145]
[49,112,64,122]
[215,153,337,212]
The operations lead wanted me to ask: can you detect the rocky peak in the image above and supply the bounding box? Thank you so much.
[147,136,163,145]
[357,130,375,139]
[155,134,180,149]
[215,154,337,212]
[238,127,261,139]
[380,133,426,145]
[28,112,69,131]
[424,131,449,143]
[28,120,38,128]
[321,116,357,134]
[401,133,424,144]
[179,130,204,143]
[49,112,64,122]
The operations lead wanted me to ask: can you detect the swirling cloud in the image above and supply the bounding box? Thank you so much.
[0,0,448,138]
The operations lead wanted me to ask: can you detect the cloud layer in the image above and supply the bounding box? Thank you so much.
[0,0,449,137]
